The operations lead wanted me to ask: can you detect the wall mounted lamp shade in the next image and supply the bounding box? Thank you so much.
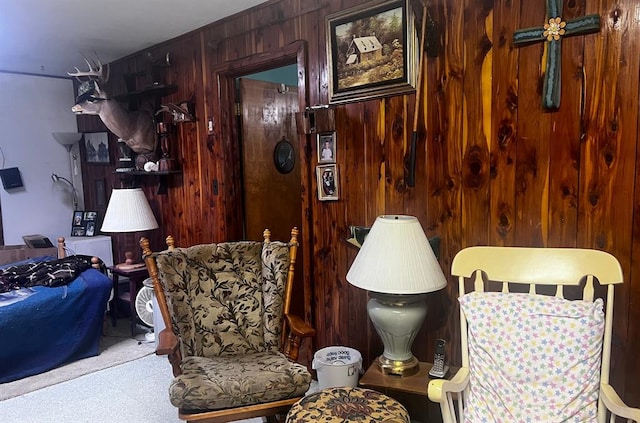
[101,188,159,233]
[346,215,447,376]
[52,132,83,151]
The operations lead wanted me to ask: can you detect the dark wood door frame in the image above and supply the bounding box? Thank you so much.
[211,40,315,338]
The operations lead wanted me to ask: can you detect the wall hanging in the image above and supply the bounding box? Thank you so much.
[513,0,600,109]
[326,0,417,104]
[317,164,339,201]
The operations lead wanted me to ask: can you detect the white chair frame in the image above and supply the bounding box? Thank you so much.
[427,246,640,423]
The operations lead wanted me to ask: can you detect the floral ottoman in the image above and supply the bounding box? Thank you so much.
[285,386,409,422]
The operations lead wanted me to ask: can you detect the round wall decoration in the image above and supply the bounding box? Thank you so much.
[273,138,295,174]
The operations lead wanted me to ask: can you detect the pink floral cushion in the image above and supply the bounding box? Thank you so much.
[460,292,604,422]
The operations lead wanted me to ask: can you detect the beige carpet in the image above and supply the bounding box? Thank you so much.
[0,320,155,401]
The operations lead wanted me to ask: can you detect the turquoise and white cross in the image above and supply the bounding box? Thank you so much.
[513,0,600,109]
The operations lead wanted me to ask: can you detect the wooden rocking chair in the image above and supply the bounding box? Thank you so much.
[428,246,640,422]
[141,228,315,423]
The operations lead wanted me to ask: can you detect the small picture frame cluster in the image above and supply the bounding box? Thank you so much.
[71,211,98,237]
[316,132,339,201]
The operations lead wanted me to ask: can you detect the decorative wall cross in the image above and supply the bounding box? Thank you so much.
[513,0,600,109]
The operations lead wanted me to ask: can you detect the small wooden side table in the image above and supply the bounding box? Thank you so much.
[109,265,149,337]
[359,361,435,395]
[359,361,457,422]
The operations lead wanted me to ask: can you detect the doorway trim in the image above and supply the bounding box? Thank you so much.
[211,40,314,331]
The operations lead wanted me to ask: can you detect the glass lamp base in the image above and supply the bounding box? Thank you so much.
[376,354,420,376]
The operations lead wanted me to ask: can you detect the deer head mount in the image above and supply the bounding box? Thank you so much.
[69,58,157,167]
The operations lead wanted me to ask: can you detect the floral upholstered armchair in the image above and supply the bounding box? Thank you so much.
[141,228,315,423]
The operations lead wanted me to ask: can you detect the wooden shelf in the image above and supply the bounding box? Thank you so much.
[114,170,181,194]
[113,84,177,101]
[113,170,181,176]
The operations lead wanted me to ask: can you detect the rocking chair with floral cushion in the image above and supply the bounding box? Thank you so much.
[141,228,315,423]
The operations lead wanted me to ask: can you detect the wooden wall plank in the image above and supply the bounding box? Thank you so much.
[340,101,370,361]
[489,0,519,246]
[513,0,550,247]
[460,0,492,247]
[384,96,408,215]
[581,0,638,401]
[429,0,465,365]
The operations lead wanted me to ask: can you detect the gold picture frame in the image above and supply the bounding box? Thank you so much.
[326,0,417,104]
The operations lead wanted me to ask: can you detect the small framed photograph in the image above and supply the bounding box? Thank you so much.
[84,132,110,164]
[71,210,98,237]
[317,132,336,163]
[85,221,96,237]
[316,164,339,201]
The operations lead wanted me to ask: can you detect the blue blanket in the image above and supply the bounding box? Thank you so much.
[0,267,111,383]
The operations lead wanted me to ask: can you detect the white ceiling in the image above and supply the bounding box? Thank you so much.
[0,0,268,77]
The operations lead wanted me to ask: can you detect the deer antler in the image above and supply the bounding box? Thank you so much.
[67,57,109,82]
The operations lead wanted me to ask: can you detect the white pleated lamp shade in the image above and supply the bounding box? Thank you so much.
[346,215,447,294]
[101,188,159,232]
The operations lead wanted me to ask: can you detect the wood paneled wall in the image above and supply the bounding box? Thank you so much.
[79,0,640,407]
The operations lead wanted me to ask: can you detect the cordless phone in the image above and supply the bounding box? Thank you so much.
[429,338,449,378]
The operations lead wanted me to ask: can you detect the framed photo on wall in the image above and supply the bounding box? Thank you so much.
[316,164,339,201]
[317,132,336,163]
[326,0,417,104]
[71,211,98,237]
[84,132,110,164]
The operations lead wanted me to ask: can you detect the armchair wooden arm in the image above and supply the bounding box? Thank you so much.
[286,314,315,338]
[156,327,182,377]
[428,367,469,401]
[599,383,640,421]
[141,236,183,376]
[427,367,470,423]
[283,313,315,361]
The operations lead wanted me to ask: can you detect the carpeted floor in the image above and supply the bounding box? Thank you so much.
[0,351,263,423]
[0,318,154,401]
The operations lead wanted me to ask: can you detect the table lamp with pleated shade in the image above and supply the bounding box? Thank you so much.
[346,215,447,376]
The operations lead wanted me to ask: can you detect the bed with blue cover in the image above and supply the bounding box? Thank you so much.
[0,255,111,383]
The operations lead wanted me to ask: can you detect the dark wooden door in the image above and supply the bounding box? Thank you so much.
[238,78,301,243]
[238,77,305,321]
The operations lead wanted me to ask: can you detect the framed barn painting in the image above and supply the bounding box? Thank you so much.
[326,0,417,104]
